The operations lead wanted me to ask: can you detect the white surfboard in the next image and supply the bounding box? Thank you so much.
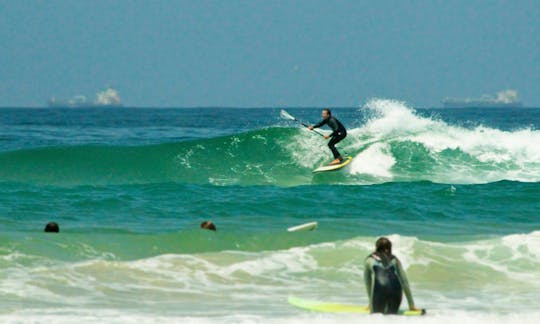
[313,156,353,173]
[287,221,318,232]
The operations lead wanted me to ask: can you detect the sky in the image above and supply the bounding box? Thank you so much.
[1,0,539,107]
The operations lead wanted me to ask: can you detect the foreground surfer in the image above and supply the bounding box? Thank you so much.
[364,237,419,314]
[308,109,347,165]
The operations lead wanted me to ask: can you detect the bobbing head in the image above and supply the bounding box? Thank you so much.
[44,222,59,233]
[200,221,217,231]
[375,237,392,256]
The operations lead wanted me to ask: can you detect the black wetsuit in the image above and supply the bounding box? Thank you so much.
[364,253,414,314]
[313,116,347,160]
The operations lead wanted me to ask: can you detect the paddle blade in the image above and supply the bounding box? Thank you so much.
[280,109,296,121]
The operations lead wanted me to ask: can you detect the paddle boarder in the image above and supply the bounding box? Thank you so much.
[364,237,419,314]
[308,109,347,165]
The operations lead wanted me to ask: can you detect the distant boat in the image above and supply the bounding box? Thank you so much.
[47,88,124,108]
[442,90,523,108]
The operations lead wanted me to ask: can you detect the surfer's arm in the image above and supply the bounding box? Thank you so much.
[395,258,415,309]
[312,119,327,129]
[327,118,342,137]
[364,258,374,308]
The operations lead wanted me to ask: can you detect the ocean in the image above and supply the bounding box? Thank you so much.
[0,99,539,323]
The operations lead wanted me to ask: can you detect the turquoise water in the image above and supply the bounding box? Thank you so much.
[1,100,540,322]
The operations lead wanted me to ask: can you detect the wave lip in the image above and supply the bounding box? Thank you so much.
[345,99,540,184]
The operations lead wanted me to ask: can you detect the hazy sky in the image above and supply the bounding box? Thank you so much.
[1,0,539,107]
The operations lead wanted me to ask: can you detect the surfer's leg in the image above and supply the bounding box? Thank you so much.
[328,137,341,159]
[386,290,402,314]
[371,290,386,314]
[328,134,346,160]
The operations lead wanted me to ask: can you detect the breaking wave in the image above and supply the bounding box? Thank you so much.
[1,99,539,186]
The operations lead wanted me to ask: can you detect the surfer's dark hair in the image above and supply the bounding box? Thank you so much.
[200,221,217,231]
[323,108,331,116]
[44,221,59,233]
[375,237,392,257]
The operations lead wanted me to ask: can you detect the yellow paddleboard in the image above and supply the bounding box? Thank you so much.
[288,296,426,316]
[313,156,353,173]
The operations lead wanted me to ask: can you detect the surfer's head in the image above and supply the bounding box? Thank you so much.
[375,237,392,257]
[200,221,217,231]
[44,221,59,233]
[322,108,331,119]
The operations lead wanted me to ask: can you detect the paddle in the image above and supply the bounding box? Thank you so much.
[280,109,325,137]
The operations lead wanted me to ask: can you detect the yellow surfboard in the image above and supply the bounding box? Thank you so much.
[313,156,353,173]
[288,296,426,316]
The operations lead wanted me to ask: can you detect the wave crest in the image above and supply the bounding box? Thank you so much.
[0,99,539,186]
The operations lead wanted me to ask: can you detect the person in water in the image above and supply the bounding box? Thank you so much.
[200,220,217,231]
[44,221,59,233]
[308,108,347,165]
[364,237,419,314]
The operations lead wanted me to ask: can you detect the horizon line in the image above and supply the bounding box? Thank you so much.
[1,105,539,110]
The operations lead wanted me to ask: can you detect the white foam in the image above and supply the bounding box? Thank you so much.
[3,233,540,320]
[361,99,540,183]
[502,231,540,258]
[284,99,540,183]
[284,128,330,168]
[2,312,540,324]
[349,142,396,178]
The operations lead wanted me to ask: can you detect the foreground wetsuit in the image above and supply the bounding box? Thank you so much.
[364,253,414,314]
[313,116,347,160]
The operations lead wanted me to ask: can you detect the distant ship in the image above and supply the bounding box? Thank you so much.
[48,88,124,108]
[442,90,523,108]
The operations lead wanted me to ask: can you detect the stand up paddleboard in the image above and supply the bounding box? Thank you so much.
[313,156,352,173]
[288,296,426,316]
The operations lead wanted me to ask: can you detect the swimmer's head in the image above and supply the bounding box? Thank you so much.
[200,221,216,231]
[44,222,59,233]
[375,237,392,256]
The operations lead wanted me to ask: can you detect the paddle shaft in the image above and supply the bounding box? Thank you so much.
[300,122,325,137]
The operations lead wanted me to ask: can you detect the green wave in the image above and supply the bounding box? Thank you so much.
[0,124,538,186]
[0,128,306,186]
